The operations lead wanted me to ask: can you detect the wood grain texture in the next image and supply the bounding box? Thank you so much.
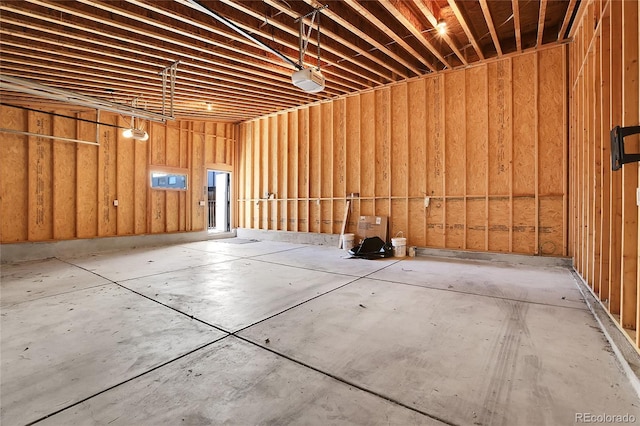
[234,48,566,255]
[116,116,135,235]
[28,111,53,241]
[566,0,640,351]
[1,103,237,244]
[97,115,117,237]
[0,106,28,242]
[76,114,99,239]
[52,114,76,240]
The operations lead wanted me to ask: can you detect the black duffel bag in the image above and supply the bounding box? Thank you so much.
[348,236,393,259]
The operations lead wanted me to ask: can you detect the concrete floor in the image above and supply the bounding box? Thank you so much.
[1,239,639,425]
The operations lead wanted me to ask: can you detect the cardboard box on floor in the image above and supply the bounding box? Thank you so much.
[356,216,388,243]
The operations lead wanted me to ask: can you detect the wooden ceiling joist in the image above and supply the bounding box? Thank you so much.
[558,0,578,40]
[1,64,283,114]
[1,2,348,99]
[447,0,486,60]
[479,0,503,56]
[377,0,453,70]
[0,0,580,122]
[0,16,324,105]
[53,0,362,92]
[341,0,438,73]
[414,0,468,66]
[512,0,522,51]
[0,27,319,112]
[0,52,300,114]
[302,0,423,76]
[261,0,398,83]
[179,0,383,88]
[3,3,293,82]
[537,0,548,47]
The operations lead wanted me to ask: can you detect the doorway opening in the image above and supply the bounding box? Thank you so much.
[207,170,231,232]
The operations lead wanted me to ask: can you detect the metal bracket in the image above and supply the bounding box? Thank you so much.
[296,5,328,70]
[160,61,179,120]
[611,125,640,171]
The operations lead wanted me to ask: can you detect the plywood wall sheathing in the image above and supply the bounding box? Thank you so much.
[569,0,640,353]
[0,107,28,242]
[238,46,567,256]
[116,116,135,236]
[52,114,76,240]
[76,113,99,239]
[0,105,237,243]
[408,80,427,247]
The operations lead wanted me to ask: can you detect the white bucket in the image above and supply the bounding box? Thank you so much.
[391,237,407,257]
[342,233,355,251]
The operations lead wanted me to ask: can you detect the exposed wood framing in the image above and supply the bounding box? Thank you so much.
[512,0,522,51]
[300,0,422,76]
[558,0,578,40]
[1,0,579,122]
[0,105,236,243]
[341,0,438,73]
[598,9,611,308]
[261,0,397,82]
[620,0,638,334]
[569,0,640,353]
[238,47,566,257]
[447,0,485,60]
[479,0,503,56]
[212,0,376,88]
[377,0,452,70]
[414,0,468,66]
[537,0,548,47]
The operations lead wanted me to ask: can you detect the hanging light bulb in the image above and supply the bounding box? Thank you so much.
[437,19,447,35]
[206,102,213,111]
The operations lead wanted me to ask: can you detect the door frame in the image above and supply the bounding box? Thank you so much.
[204,163,233,232]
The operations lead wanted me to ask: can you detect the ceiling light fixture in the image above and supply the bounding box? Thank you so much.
[206,102,213,111]
[437,19,447,35]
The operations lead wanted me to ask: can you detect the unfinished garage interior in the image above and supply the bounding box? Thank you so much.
[1,0,640,424]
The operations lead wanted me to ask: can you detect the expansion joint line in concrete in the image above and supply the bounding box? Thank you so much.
[245,257,381,279]
[224,259,460,424]
[232,334,459,426]
[183,243,306,259]
[243,245,307,258]
[43,256,437,425]
[24,336,228,426]
[366,274,589,312]
[56,258,232,334]
[57,256,243,285]
[232,259,402,335]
